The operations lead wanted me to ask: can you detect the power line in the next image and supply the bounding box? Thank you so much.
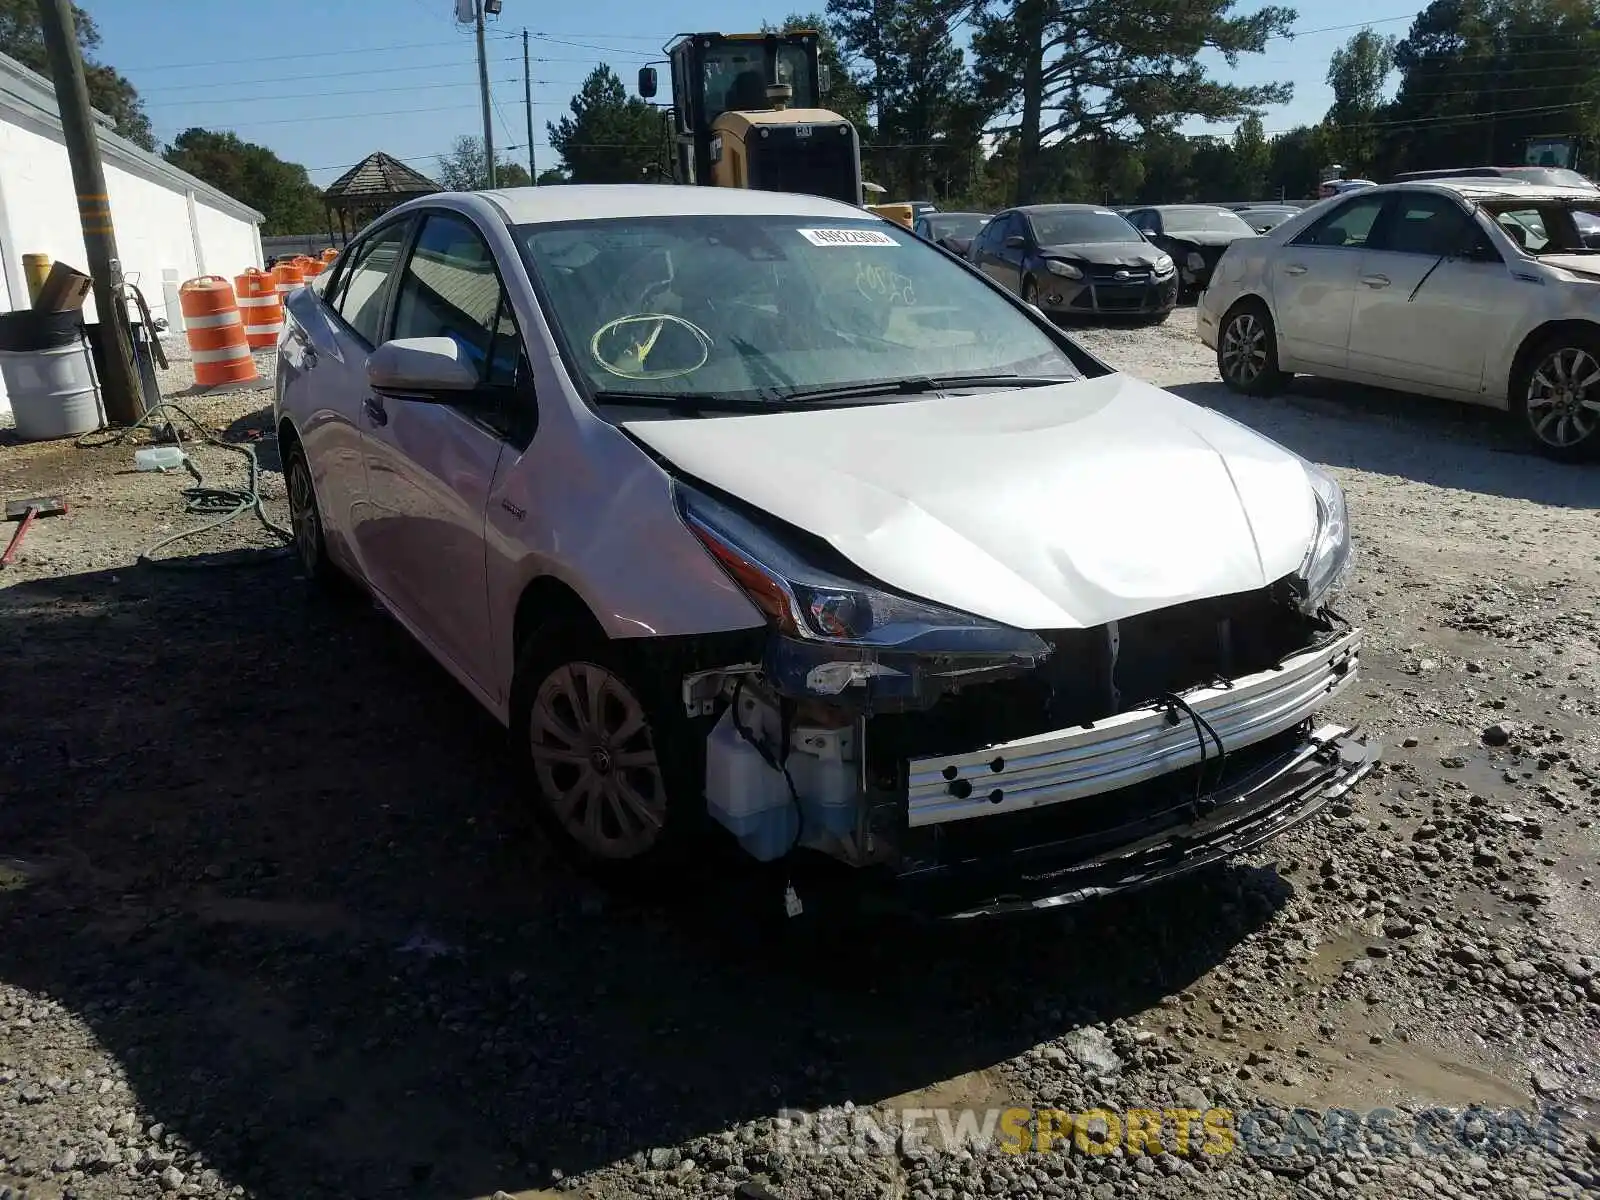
[142,77,523,110]
[530,32,670,40]
[1263,98,1590,137]
[529,33,656,59]
[222,101,493,130]
[135,50,620,95]
[121,34,520,73]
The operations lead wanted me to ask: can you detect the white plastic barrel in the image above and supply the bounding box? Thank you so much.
[0,335,104,440]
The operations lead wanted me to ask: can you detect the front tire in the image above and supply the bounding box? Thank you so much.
[1217,300,1285,396]
[1511,330,1600,462]
[510,628,703,884]
[1021,276,1039,306]
[284,439,338,589]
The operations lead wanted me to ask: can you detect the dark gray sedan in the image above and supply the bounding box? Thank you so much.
[966,204,1179,320]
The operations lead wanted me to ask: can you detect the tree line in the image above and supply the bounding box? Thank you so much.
[543,0,1600,205]
[3,0,1595,236]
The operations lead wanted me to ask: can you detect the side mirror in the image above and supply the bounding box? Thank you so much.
[1004,235,1027,249]
[819,64,832,93]
[367,337,479,398]
[637,66,658,99]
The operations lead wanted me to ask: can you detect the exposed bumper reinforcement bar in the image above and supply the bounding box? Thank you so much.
[903,722,1379,920]
[907,628,1362,827]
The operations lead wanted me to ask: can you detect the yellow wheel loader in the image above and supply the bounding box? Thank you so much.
[637,31,864,206]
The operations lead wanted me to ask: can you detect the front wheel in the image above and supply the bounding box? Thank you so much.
[1021,276,1039,306]
[1512,331,1600,462]
[1217,301,1285,396]
[511,629,702,884]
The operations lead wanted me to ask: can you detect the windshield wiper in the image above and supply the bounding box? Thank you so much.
[590,389,790,415]
[776,372,1076,404]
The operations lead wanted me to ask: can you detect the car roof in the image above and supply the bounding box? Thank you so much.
[1393,166,1583,180]
[1361,179,1598,202]
[1013,203,1123,213]
[432,184,881,225]
[927,210,990,219]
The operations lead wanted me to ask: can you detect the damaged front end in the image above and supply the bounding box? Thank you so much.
[674,477,1376,918]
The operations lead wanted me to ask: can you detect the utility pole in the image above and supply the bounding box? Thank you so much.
[35,0,142,424]
[523,28,536,183]
[474,0,496,188]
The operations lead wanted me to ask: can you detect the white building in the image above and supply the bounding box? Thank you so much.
[0,50,264,417]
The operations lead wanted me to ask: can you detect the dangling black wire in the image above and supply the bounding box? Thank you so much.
[1159,691,1228,819]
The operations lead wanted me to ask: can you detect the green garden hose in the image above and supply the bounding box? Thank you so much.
[76,398,292,569]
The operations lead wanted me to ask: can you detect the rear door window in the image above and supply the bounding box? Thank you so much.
[1372,192,1485,257]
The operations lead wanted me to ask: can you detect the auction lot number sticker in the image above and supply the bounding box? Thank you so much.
[799,228,899,247]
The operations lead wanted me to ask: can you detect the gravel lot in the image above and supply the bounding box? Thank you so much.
[2,320,1598,1200]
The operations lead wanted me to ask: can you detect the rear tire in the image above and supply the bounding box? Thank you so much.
[1217,300,1286,396]
[284,439,341,592]
[1510,329,1600,462]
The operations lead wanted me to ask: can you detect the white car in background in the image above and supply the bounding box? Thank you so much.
[1198,180,1600,460]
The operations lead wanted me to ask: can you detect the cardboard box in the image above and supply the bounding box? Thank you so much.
[32,261,92,313]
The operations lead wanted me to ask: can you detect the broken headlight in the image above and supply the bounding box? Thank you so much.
[1296,461,1353,613]
[677,481,1048,657]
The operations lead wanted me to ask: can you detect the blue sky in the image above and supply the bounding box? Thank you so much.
[85,0,1420,186]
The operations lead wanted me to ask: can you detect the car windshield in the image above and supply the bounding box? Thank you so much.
[1479,199,1600,254]
[515,215,1080,404]
[1026,210,1140,244]
[929,214,987,238]
[1160,207,1256,235]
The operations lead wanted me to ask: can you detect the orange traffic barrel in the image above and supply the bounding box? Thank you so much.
[271,259,305,298]
[301,257,325,278]
[233,268,283,350]
[320,247,338,264]
[179,276,259,387]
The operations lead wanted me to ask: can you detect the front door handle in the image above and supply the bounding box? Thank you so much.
[1360,273,1391,288]
[1284,263,1308,276]
[362,396,388,427]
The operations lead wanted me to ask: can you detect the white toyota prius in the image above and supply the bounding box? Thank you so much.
[274,184,1374,919]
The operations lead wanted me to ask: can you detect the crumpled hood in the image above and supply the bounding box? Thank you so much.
[623,374,1320,630]
[1541,253,1600,283]
[1038,242,1167,268]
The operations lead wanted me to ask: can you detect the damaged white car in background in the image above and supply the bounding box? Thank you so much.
[274,184,1378,920]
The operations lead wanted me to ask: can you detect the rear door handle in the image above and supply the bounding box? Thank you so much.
[1284,264,1308,276]
[362,396,388,427]
[1360,274,1391,288]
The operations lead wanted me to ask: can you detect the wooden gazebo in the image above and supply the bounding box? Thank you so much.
[322,152,440,242]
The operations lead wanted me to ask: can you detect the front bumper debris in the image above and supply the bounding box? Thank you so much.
[1038,272,1179,316]
[907,627,1361,827]
[914,722,1378,918]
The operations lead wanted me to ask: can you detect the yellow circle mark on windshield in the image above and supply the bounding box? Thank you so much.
[590,313,713,380]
